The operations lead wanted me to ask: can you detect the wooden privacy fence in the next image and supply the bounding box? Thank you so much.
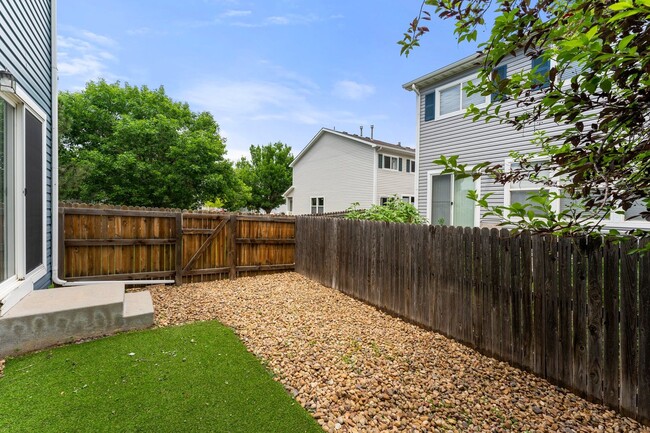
[295,217,650,425]
[60,204,295,284]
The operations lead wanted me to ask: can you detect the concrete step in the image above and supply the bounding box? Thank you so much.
[122,291,154,331]
[0,283,154,358]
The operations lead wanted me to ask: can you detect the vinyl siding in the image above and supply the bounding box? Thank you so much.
[416,53,573,225]
[291,133,375,214]
[0,0,53,288]
[376,151,415,199]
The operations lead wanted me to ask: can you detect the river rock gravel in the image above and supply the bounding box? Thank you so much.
[146,272,649,433]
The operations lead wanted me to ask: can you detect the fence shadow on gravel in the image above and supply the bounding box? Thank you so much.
[295,216,650,426]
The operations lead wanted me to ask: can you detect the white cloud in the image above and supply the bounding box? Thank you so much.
[78,30,117,47]
[126,27,152,36]
[180,75,372,153]
[57,30,119,89]
[220,10,251,18]
[333,80,375,101]
[265,14,318,25]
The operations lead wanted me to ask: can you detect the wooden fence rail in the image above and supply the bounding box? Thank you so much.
[295,216,650,425]
[60,204,295,284]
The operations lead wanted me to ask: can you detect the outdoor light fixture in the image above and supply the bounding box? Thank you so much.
[0,69,16,94]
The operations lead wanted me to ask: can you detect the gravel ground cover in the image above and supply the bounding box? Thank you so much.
[148,272,649,433]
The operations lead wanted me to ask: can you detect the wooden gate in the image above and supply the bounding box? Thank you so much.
[60,204,295,284]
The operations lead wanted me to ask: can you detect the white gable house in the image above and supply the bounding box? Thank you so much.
[285,128,416,215]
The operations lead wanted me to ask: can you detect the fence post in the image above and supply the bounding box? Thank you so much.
[175,211,183,285]
[229,214,237,280]
[58,207,65,279]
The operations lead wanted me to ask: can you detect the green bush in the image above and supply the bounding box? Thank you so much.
[345,196,427,224]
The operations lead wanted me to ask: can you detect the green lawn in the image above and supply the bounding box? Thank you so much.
[0,321,323,433]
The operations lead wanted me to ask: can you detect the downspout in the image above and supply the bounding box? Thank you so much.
[372,146,378,205]
[50,2,172,286]
[411,84,421,211]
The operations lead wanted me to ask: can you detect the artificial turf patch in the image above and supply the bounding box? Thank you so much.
[0,320,323,433]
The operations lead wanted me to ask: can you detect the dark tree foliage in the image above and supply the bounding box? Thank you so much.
[401,0,650,242]
[236,142,293,214]
[59,80,240,210]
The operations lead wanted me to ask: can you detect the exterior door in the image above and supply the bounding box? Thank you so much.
[430,173,476,227]
[430,174,452,225]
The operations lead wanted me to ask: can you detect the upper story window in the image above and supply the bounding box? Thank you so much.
[427,75,489,121]
[531,55,551,89]
[405,159,416,173]
[378,153,404,172]
[310,197,324,214]
[491,64,508,102]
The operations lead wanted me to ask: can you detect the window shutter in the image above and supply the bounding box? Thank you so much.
[532,56,551,88]
[491,64,508,102]
[378,153,383,168]
[399,158,403,171]
[424,92,435,121]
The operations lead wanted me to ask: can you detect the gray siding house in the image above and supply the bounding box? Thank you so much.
[0,0,55,313]
[285,128,415,215]
[403,53,649,231]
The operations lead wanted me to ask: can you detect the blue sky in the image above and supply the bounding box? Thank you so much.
[58,0,484,162]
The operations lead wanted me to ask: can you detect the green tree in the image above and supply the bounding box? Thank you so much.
[59,80,238,210]
[346,196,427,224]
[236,142,293,213]
[401,0,650,241]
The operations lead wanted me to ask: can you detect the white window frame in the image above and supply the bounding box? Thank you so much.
[401,195,415,204]
[0,86,48,305]
[310,196,324,214]
[503,158,650,230]
[436,73,489,120]
[380,154,402,172]
[405,159,416,173]
[426,169,481,227]
[503,158,561,213]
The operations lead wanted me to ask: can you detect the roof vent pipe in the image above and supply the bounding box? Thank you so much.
[370,125,374,140]
[360,125,363,136]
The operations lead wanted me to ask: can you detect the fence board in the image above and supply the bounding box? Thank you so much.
[481,227,492,355]
[587,236,603,402]
[532,234,545,376]
[557,236,573,387]
[510,232,522,368]
[603,238,620,409]
[572,237,589,395]
[472,227,483,349]
[639,238,650,424]
[500,229,512,362]
[520,231,533,371]
[544,235,558,381]
[620,238,639,417]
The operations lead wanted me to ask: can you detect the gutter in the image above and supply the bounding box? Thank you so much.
[411,84,421,210]
[49,1,173,287]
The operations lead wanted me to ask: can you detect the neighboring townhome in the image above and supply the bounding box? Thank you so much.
[284,127,416,215]
[403,53,649,231]
[0,0,55,313]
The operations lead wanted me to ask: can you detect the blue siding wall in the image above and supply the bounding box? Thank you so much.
[0,0,53,288]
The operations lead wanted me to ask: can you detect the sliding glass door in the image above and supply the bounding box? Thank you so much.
[429,173,477,227]
[0,98,15,282]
